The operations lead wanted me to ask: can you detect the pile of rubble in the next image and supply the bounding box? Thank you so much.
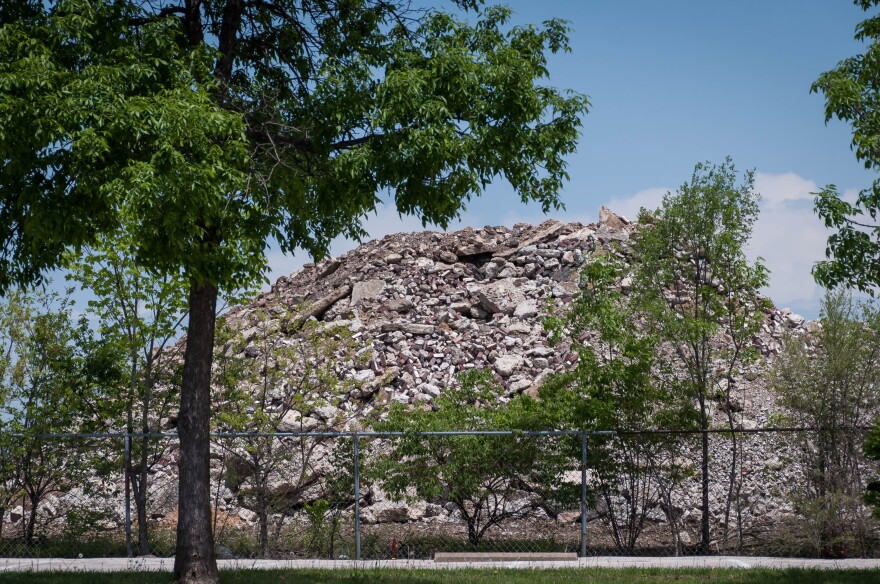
[227,207,806,427]
[203,207,818,535]
[8,208,823,548]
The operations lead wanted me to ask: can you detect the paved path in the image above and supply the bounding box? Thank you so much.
[1,557,880,572]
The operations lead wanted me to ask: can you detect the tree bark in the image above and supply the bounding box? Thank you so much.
[173,281,219,584]
[133,477,150,556]
[25,493,37,545]
[137,434,151,554]
[700,404,710,554]
[723,400,739,551]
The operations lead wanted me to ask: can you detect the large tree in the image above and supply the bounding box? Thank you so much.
[634,160,768,553]
[812,0,880,293]
[0,0,588,581]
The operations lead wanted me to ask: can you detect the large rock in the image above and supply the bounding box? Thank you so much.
[513,300,538,318]
[455,235,497,256]
[351,279,385,305]
[381,322,435,335]
[599,205,628,229]
[477,279,527,315]
[383,297,414,312]
[363,501,410,523]
[494,354,524,377]
[596,224,628,242]
[560,227,595,241]
[238,508,257,523]
[278,410,320,432]
[494,220,565,258]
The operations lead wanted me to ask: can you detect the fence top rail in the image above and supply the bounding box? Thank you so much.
[6,430,603,439]
[3,426,874,439]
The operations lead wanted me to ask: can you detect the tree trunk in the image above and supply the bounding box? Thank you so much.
[467,521,479,546]
[132,475,151,556]
[139,362,154,555]
[700,405,710,554]
[258,471,268,558]
[126,389,135,557]
[25,493,37,545]
[173,281,219,584]
[723,403,739,551]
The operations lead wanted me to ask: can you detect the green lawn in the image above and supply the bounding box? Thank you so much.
[0,569,878,584]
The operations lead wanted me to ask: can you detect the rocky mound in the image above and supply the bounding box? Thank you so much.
[9,209,821,554]
[223,207,808,429]
[193,207,820,545]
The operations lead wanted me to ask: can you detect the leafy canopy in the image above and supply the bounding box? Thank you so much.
[553,159,768,553]
[812,0,880,294]
[541,257,691,433]
[0,0,589,292]
[373,370,565,544]
[0,0,250,290]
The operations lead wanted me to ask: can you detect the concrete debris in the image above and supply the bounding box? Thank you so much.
[37,208,822,533]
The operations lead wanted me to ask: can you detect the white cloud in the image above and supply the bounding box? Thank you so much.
[753,171,818,208]
[748,201,829,318]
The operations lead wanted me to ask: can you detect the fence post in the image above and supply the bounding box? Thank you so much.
[580,430,587,558]
[353,432,361,561]
[124,433,132,559]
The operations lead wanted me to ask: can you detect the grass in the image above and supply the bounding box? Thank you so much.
[0,569,879,584]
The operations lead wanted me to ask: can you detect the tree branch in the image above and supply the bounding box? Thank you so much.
[128,5,185,26]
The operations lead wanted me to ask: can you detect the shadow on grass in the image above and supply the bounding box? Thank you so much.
[1,568,880,584]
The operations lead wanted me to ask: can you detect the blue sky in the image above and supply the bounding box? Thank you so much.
[269,0,877,320]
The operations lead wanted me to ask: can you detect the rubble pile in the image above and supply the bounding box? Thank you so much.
[226,207,805,427]
[8,208,824,546]
[205,207,817,532]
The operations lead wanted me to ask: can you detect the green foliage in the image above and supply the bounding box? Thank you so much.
[811,1,880,294]
[0,288,124,431]
[213,310,370,433]
[0,288,124,543]
[60,507,119,543]
[63,225,190,435]
[0,0,252,291]
[65,230,188,376]
[775,291,880,556]
[0,0,588,293]
[775,291,880,434]
[633,159,769,551]
[64,225,191,555]
[541,257,695,553]
[544,158,768,552]
[373,370,567,546]
[814,1,880,550]
[542,257,691,432]
[302,496,348,559]
[1,1,587,575]
[628,159,769,383]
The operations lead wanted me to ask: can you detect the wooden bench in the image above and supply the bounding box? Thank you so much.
[434,552,578,563]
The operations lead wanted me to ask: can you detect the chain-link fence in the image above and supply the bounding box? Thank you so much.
[0,428,876,560]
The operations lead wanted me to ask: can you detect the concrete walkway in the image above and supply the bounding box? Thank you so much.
[1,556,880,572]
